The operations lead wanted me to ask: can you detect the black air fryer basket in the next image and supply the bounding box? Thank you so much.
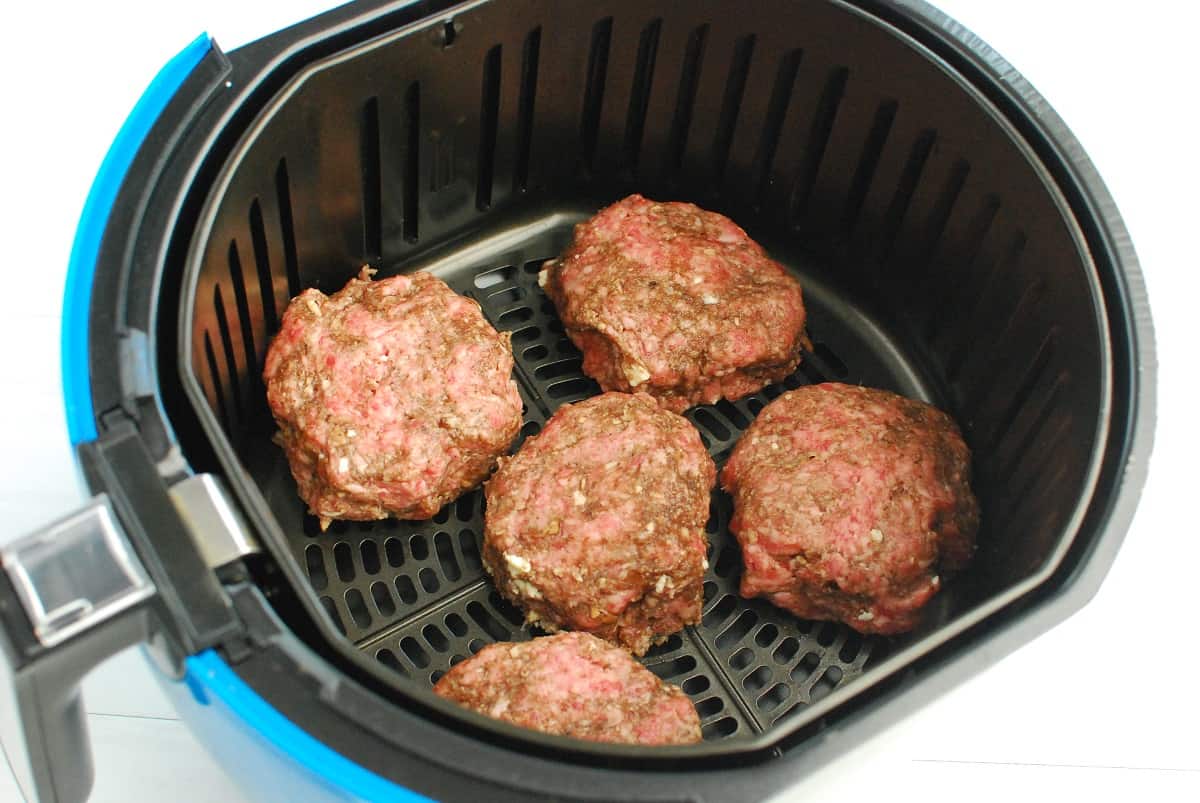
[0,1,1154,801]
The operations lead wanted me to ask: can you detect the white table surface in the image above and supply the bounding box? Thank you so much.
[0,2,1196,801]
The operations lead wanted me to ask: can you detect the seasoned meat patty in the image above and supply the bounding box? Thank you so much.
[540,194,809,412]
[483,392,715,655]
[721,383,978,634]
[434,632,701,745]
[264,268,522,527]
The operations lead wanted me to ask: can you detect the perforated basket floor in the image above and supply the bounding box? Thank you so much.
[249,207,937,742]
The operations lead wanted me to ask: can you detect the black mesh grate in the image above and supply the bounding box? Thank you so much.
[275,218,890,742]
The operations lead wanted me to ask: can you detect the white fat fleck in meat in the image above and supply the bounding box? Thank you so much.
[573,490,588,507]
[654,575,673,593]
[305,297,322,316]
[691,275,703,285]
[870,528,884,543]
[701,293,719,305]
[504,553,532,574]
[337,457,349,473]
[623,361,651,387]
[857,610,875,621]
[346,429,357,438]
[537,268,550,288]
[513,579,543,599]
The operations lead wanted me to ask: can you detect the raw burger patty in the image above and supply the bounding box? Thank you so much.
[540,194,809,412]
[483,392,715,655]
[721,383,979,634]
[264,268,522,526]
[433,632,701,745]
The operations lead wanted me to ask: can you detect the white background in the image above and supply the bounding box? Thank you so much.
[0,2,1196,801]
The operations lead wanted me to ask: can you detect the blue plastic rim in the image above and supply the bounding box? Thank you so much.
[182,651,434,803]
[61,31,432,802]
[60,32,213,446]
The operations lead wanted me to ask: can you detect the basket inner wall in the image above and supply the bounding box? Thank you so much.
[180,0,1105,746]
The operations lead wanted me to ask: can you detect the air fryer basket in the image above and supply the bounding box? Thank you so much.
[179,0,1118,759]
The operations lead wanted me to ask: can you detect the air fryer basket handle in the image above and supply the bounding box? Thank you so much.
[0,497,157,803]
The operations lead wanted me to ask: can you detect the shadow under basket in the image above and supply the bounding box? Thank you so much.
[155,0,1152,792]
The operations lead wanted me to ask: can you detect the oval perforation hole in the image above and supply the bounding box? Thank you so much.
[467,638,487,654]
[694,697,724,718]
[773,637,800,664]
[474,264,516,289]
[729,647,754,671]
[757,683,791,712]
[519,420,542,440]
[523,259,544,274]
[816,621,840,646]
[400,636,430,668]
[742,665,772,694]
[418,567,440,593]
[691,408,732,442]
[370,581,395,617]
[448,653,466,667]
[546,377,597,399]
[791,652,821,682]
[432,505,451,525]
[702,717,738,739]
[302,516,323,538]
[466,601,511,641]
[839,632,863,663]
[681,675,710,696]
[319,596,345,636]
[410,534,429,561]
[435,532,462,581]
[511,325,540,344]
[747,398,765,416]
[534,358,582,380]
[487,286,525,306]
[385,537,405,568]
[458,530,482,572]
[498,307,534,326]
[755,623,779,648]
[394,575,418,604]
[445,613,469,637]
[647,654,697,680]
[345,589,371,629]
[715,399,750,430]
[809,666,842,703]
[423,625,450,653]
[702,580,718,603]
[332,542,355,582]
[360,540,381,575]
[456,492,478,523]
[715,610,758,650]
[376,648,406,675]
[522,343,549,361]
[702,593,738,628]
[304,544,327,590]
[430,670,445,684]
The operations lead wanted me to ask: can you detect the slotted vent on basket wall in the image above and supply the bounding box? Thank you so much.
[183,0,1106,745]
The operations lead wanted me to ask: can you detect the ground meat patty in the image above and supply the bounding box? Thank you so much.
[483,392,715,655]
[721,383,979,634]
[540,194,808,413]
[264,268,522,527]
[433,632,701,745]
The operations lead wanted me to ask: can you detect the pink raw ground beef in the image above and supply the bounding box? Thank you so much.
[264,268,522,527]
[721,383,979,634]
[483,392,715,655]
[433,632,701,745]
[540,194,809,412]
